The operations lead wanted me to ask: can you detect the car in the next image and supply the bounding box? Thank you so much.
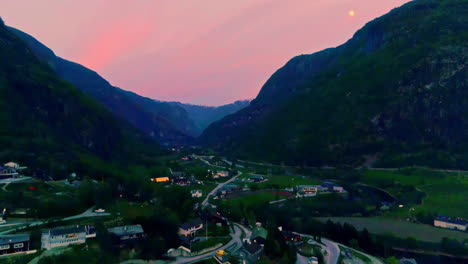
[94,208,106,213]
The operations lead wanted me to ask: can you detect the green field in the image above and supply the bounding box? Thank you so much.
[362,168,468,218]
[223,191,289,208]
[318,217,468,243]
[240,174,321,189]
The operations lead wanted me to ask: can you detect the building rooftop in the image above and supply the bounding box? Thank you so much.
[0,234,30,245]
[243,241,263,254]
[435,215,468,225]
[108,225,144,236]
[47,226,86,236]
[251,226,268,240]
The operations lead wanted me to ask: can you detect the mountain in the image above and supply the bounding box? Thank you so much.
[200,0,468,169]
[8,27,199,145]
[0,19,163,176]
[168,100,250,133]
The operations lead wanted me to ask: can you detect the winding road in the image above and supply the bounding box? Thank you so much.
[171,224,245,264]
[197,156,242,207]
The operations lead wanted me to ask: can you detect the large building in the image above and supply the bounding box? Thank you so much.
[41,226,94,249]
[0,234,30,256]
[434,215,467,231]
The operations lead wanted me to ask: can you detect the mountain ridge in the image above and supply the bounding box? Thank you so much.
[7,26,198,145]
[200,0,468,169]
[0,20,163,176]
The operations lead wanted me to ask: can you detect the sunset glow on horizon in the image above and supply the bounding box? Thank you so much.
[0,0,410,106]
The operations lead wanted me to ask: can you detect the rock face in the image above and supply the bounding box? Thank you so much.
[8,27,198,146]
[0,21,162,173]
[200,0,468,168]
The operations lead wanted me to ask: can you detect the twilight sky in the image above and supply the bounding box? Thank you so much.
[1,0,410,106]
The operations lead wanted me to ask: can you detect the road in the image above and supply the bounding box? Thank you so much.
[296,253,310,264]
[201,171,242,207]
[0,207,110,235]
[171,224,245,264]
[322,238,340,264]
[196,156,242,207]
[63,207,110,221]
[297,233,340,264]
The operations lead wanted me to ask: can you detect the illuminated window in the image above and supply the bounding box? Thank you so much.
[14,243,24,248]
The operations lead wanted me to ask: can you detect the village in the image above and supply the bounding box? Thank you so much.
[0,156,467,264]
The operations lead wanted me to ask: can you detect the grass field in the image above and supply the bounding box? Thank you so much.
[240,174,321,189]
[317,217,468,243]
[223,191,289,208]
[362,169,468,218]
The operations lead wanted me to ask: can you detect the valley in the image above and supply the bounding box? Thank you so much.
[0,0,467,263]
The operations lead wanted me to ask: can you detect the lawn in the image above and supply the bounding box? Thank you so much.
[361,168,468,218]
[317,217,468,243]
[240,174,321,189]
[224,191,290,208]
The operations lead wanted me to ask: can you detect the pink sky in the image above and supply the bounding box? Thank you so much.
[1,0,410,106]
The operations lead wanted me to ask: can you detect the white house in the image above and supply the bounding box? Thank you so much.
[434,216,467,231]
[178,219,204,238]
[296,185,318,197]
[191,189,203,198]
[41,226,94,249]
[4,162,20,169]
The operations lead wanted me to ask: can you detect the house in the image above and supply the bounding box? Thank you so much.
[173,177,192,186]
[152,177,170,183]
[41,226,94,249]
[250,225,268,246]
[4,162,20,169]
[250,176,265,183]
[321,181,345,193]
[434,215,467,231]
[0,166,19,180]
[0,234,30,256]
[238,240,264,264]
[218,184,240,196]
[296,185,318,197]
[191,189,203,198]
[215,171,229,178]
[179,219,204,238]
[108,225,145,246]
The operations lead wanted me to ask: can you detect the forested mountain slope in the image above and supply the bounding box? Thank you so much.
[201,0,468,168]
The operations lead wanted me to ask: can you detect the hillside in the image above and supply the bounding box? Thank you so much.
[8,27,198,145]
[0,19,162,177]
[169,100,250,133]
[201,0,468,168]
